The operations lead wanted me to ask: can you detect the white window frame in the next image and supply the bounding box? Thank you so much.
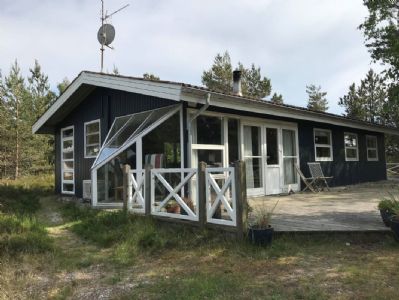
[314,128,333,162]
[61,126,75,194]
[84,119,101,158]
[366,135,378,161]
[344,132,359,162]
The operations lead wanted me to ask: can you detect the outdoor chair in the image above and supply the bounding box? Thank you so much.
[307,162,333,191]
[295,164,317,193]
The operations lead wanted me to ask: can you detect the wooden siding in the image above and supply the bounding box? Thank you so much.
[55,87,176,197]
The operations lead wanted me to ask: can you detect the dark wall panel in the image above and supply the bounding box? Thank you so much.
[55,87,176,198]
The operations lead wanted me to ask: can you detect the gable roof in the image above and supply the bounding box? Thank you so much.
[33,70,399,135]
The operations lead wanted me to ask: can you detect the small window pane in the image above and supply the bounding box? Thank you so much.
[87,145,100,156]
[86,134,100,145]
[283,158,297,185]
[368,149,377,159]
[245,157,263,189]
[196,115,222,145]
[266,128,279,165]
[62,128,73,138]
[63,172,74,181]
[345,134,357,147]
[63,183,74,192]
[315,130,330,145]
[63,151,73,160]
[63,140,73,150]
[316,147,331,158]
[86,122,99,134]
[197,149,223,167]
[228,119,239,164]
[63,161,74,170]
[346,148,358,159]
[367,136,377,148]
[283,129,296,157]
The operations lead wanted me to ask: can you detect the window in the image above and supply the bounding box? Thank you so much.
[314,129,333,161]
[366,135,378,161]
[84,120,101,158]
[282,129,298,185]
[344,133,358,161]
[61,126,74,194]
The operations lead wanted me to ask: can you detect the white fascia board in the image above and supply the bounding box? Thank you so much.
[32,72,183,134]
[180,88,399,136]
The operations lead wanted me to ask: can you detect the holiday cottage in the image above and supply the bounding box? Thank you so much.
[33,71,398,211]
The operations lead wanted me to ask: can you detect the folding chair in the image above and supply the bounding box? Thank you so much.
[295,164,317,193]
[307,162,333,191]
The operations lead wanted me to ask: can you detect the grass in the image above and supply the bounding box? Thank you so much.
[1,175,399,299]
[0,174,54,256]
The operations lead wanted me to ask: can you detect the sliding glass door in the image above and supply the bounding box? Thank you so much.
[282,129,298,189]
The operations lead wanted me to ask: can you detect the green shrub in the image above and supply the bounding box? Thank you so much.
[0,214,53,255]
[0,174,54,215]
[379,192,399,213]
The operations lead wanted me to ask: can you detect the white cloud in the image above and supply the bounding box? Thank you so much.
[0,0,375,114]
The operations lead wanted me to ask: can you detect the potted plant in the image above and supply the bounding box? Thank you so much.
[165,200,181,214]
[390,204,399,241]
[248,200,279,246]
[378,197,396,227]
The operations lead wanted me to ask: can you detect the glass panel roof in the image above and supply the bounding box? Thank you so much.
[92,105,179,168]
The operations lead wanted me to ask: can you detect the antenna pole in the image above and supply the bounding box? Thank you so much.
[100,0,105,73]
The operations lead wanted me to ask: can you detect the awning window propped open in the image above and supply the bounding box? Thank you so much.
[92,104,181,170]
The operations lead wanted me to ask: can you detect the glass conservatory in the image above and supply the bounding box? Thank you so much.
[91,104,183,206]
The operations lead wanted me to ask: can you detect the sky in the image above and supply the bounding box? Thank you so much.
[0,0,380,114]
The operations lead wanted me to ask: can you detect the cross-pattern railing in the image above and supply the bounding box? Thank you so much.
[387,163,399,178]
[150,168,199,221]
[128,170,145,213]
[205,167,237,226]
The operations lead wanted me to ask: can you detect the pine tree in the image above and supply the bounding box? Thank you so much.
[270,93,284,104]
[0,60,29,178]
[57,77,70,96]
[306,84,328,112]
[202,51,272,98]
[339,83,365,120]
[143,73,160,81]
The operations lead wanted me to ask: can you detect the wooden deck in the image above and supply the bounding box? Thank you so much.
[249,181,398,232]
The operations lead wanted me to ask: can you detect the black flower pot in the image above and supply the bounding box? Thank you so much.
[390,216,399,241]
[380,209,394,227]
[248,226,274,246]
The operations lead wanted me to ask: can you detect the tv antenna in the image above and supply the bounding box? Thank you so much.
[98,0,129,72]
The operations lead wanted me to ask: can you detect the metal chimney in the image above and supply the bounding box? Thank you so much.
[233,70,242,96]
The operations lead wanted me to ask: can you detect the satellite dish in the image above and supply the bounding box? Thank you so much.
[97,24,115,46]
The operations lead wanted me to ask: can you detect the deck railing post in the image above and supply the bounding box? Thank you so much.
[198,161,207,228]
[122,164,131,213]
[144,164,152,216]
[235,160,248,239]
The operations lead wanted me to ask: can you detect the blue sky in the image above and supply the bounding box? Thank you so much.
[0,0,379,114]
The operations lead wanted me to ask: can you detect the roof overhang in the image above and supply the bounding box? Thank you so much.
[32,71,183,134]
[33,71,399,136]
[181,86,399,136]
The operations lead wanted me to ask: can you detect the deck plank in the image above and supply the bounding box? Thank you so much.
[249,181,394,232]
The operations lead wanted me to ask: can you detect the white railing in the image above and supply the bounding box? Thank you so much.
[150,168,199,221]
[387,163,399,177]
[128,170,145,214]
[206,167,236,227]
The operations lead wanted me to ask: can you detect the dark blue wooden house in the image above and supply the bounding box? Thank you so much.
[33,71,398,207]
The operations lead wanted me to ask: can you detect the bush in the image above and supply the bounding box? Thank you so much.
[0,174,54,215]
[0,214,53,255]
[379,192,399,213]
